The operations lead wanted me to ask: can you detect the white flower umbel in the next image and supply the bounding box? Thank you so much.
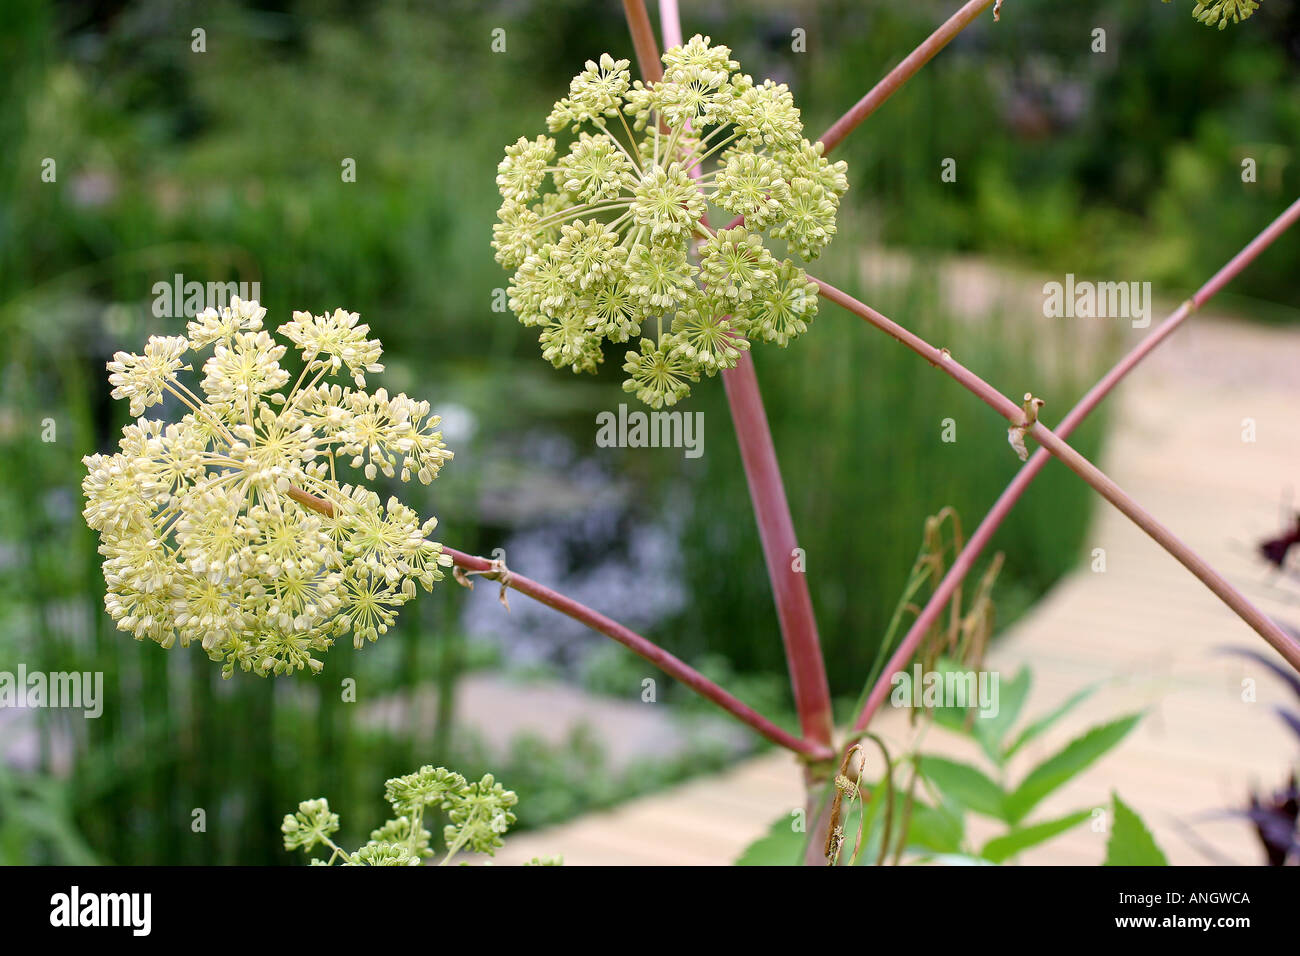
[493,38,849,408]
[82,297,454,677]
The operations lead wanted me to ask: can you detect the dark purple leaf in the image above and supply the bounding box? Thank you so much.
[1276,707,1300,746]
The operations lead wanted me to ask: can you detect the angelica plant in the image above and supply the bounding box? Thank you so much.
[81,297,453,678]
[282,765,556,866]
[493,36,848,408]
[68,0,1300,872]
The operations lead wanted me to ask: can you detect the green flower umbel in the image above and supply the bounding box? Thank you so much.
[282,764,533,867]
[82,298,454,677]
[1163,0,1260,29]
[493,38,849,408]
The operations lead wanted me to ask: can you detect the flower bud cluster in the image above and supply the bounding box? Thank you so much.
[82,297,453,677]
[494,37,848,407]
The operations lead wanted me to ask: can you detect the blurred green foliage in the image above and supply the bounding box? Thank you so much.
[1,0,1296,863]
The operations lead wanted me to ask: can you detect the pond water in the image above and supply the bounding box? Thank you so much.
[454,422,687,675]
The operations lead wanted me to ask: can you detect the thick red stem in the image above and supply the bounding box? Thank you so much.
[718,356,836,748]
[640,0,837,752]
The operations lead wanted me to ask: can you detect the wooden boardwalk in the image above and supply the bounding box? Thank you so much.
[492,309,1300,866]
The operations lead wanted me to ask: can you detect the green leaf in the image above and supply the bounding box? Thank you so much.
[904,797,966,855]
[1105,793,1168,866]
[849,787,965,859]
[929,663,1030,767]
[1003,713,1142,824]
[734,811,804,866]
[822,783,968,863]
[919,756,1007,821]
[1003,684,1098,761]
[979,809,1091,864]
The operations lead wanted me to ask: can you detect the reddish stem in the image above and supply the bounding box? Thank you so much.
[622,0,663,83]
[288,479,828,758]
[1031,424,1300,667]
[718,356,837,748]
[718,2,997,231]
[814,275,1300,682]
[658,0,1009,744]
[440,547,831,760]
[851,195,1300,732]
[654,0,836,752]
[818,0,997,153]
[657,0,684,49]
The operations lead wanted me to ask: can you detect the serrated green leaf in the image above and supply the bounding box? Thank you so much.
[1003,684,1098,761]
[1105,793,1168,866]
[919,756,1008,821]
[930,660,1026,754]
[1003,713,1142,824]
[979,809,1091,863]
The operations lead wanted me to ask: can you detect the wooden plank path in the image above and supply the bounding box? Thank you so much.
[490,309,1300,866]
